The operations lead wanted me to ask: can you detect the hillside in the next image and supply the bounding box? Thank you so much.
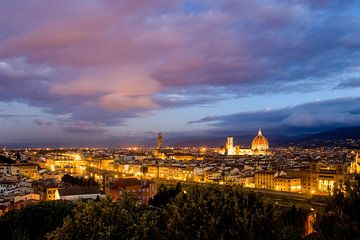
[295,126,360,147]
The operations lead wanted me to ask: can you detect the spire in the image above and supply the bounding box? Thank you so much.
[258,129,262,136]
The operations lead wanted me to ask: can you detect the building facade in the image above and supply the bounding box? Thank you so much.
[108,178,157,204]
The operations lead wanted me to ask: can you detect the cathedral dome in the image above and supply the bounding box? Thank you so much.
[251,129,269,151]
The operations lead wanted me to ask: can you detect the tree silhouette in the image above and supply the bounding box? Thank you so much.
[314,175,360,239]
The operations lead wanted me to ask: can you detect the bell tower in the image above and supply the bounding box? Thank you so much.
[157,133,163,150]
[225,136,234,155]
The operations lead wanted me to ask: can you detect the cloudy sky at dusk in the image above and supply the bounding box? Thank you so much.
[1,0,360,147]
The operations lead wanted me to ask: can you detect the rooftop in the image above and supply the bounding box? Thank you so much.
[58,187,100,196]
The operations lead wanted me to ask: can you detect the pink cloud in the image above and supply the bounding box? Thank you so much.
[51,68,161,110]
[0,0,358,126]
[99,94,159,110]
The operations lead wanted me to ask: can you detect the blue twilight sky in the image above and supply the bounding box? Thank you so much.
[0,0,360,146]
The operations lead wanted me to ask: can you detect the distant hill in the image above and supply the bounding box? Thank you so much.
[2,126,360,148]
[294,126,360,147]
[172,127,360,148]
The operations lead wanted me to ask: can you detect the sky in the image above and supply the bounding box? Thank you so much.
[0,0,360,147]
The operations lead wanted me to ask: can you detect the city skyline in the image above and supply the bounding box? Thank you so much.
[1,0,360,146]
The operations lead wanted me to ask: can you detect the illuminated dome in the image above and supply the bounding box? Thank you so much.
[251,129,269,151]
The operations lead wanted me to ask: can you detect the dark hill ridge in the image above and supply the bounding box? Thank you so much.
[295,126,360,147]
[301,126,360,140]
[172,127,360,147]
[1,127,360,148]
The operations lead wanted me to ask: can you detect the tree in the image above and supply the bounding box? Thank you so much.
[314,175,360,239]
[163,185,287,240]
[149,183,182,207]
[46,195,147,240]
[280,205,307,240]
[46,184,307,240]
[0,201,74,240]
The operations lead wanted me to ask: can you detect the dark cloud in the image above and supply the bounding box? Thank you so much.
[62,125,106,135]
[190,97,360,136]
[335,78,360,89]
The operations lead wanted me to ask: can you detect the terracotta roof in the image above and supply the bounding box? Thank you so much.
[110,178,154,190]
[251,129,269,150]
[112,178,141,187]
[58,187,100,196]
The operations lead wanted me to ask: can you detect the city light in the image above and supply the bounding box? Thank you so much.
[0,1,359,238]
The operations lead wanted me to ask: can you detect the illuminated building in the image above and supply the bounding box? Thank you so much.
[12,164,40,179]
[305,212,316,236]
[32,181,60,201]
[102,172,110,195]
[45,153,88,174]
[251,129,269,154]
[88,158,114,171]
[225,136,235,155]
[254,171,301,192]
[223,129,271,156]
[107,162,196,182]
[254,171,275,189]
[152,133,204,160]
[0,164,11,175]
[13,193,41,209]
[153,133,165,158]
[168,154,204,161]
[147,165,159,178]
[158,165,194,181]
[225,175,254,187]
[350,152,360,174]
[287,162,347,195]
[310,163,345,194]
[205,171,223,182]
[274,176,301,192]
[14,193,41,204]
[44,188,59,201]
[108,178,157,204]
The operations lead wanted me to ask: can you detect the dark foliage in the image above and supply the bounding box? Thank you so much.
[0,201,74,240]
[314,175,360,239]
[148,182,181,207]
[0,154,15,164]
[47,185,306,240]
[162,185,305,240]
[3,178,360,240]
